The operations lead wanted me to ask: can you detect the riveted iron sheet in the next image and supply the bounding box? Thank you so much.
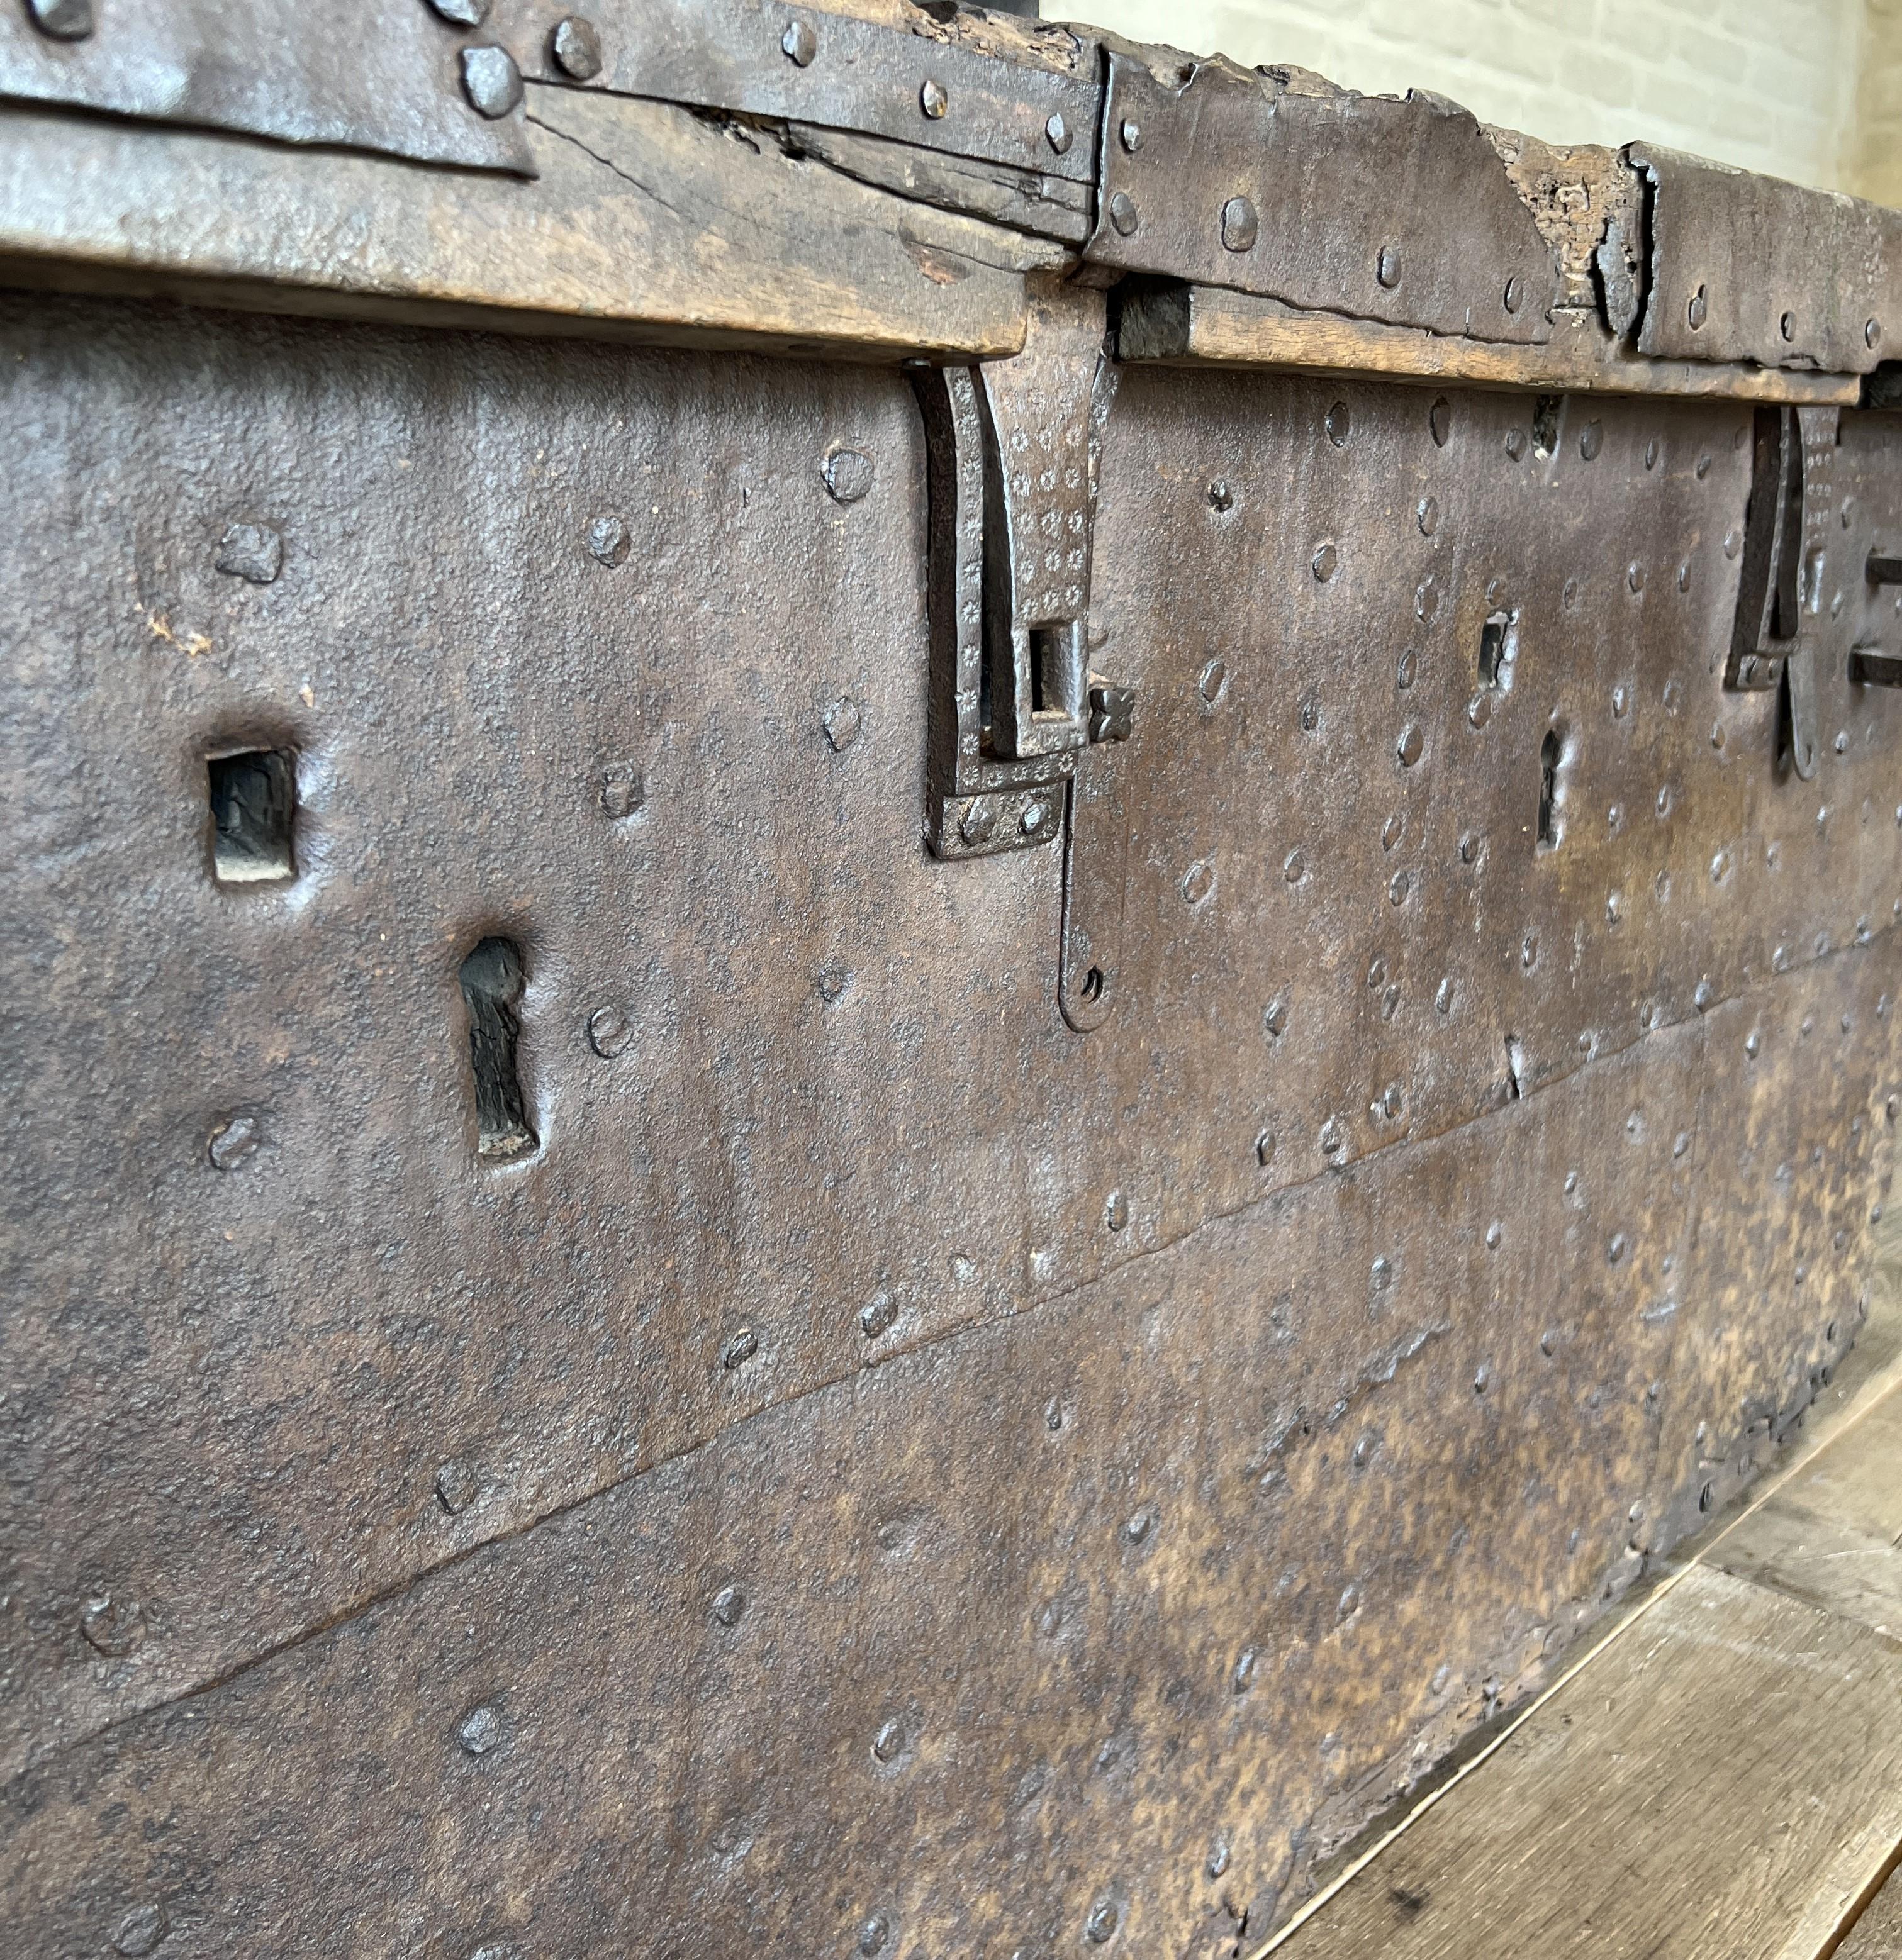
[500,0,1100,184]
[1086,55,1558,343]
[3,284,1901,1954]
[6,293,1902,1798]
[0,0,534,174]
[1645,956,1899,1552]
[8,976,1888,1955]
[1631,144,1902,375]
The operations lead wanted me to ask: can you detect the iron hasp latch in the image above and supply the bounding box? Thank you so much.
[912,281,1127,858]
[1730,403,1839,780]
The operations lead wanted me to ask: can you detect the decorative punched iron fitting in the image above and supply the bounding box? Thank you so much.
[1730,403,1840,781]
[912,282,1126,859]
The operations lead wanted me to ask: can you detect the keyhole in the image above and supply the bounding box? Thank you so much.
[1538,729,1561,849]
[459,937,535,1161]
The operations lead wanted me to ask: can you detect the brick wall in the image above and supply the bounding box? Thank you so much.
[1072,0,1882,198]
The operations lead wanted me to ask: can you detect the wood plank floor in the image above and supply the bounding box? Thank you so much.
[1269,1242,1902,1960]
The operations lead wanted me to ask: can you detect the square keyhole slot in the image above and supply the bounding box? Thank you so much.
[207,748,297,884]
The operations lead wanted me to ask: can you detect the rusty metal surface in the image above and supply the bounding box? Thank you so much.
[500,0,1100,184]
[4,162,1902,1960]
[4,954,1888,1955]
[0,0,534,174]
[8,20,1902,1960]
[1631,144,1902,375]
[1087,55,1558,343]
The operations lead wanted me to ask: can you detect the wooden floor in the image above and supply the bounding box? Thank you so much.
[1268,1232,1902,1960]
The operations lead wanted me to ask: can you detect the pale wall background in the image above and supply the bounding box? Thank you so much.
[1068,0,1900,202]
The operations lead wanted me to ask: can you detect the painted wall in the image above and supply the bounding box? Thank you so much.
[1067,0,1892,199]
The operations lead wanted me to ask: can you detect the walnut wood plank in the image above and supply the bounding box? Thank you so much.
[0,86,1053,360]
[1272,1564,1902,1960]
[1121,285,1861,406]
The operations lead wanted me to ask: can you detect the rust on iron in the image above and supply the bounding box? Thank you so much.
[1,2,1901,1954]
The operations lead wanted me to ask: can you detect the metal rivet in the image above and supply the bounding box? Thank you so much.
[1019,798,1048,836]
[1119,118,1141,152]
[872,1718,905,1762]
[1312,542,1338,581]
[435,1460,479,1514]
[600,764,642,819]
[1503,275,1523,313]
[1467,692,1491,731]
[1220,195,1258,253]
[457,1704,504,1755]
[587,1005,632,1059]
[1397,723,1424,768]
[1044,111,1071,154]
[215,521,283,585]
[1263,998,1288,1038]
[1199,657,1227,703]
[430,0,491,22]
[1644,438,1659,470]
[1430,396,1453,447]
[26,0,92,36]
[1255,1130,1276,1166]
[1504,428,1527,462]
[1688,283,1708,330]
[920,77,948,119]
[1182,860,1215,905]
[1283,848,1304,884]
[823,697,863,752]
[1207,479,1234,513]
[1580,421,1603,462]
[1868,318,1883,350]
[781,17,816,65]
[1377,245,1402,288]
[1086,1900,1121,1944]
[958,801,996,847]
[1396,648,1418,689]
[857,1912,890,1957]
[722,1328,758,1369]
[111,1907,169,1959]
[81,1593,145,1657]
[586,513,630,566]
[1415,575,1440,622]
[1628,561,1645,593]
[1723,528,1741,560]
[1324,400,1351,447]
[1417,496,1438,537]
[208,1115,260,1172]
[822,446,874,504]
[550,14,603,79]
[461,45,524,118]
[1780,310,1796,342]
[1108,191,1139,237]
